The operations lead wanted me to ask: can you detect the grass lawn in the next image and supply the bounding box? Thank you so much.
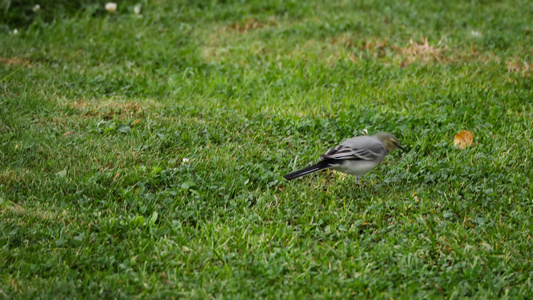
[1,0,532,298]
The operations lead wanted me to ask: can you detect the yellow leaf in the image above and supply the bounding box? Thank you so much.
[454,130,474,149]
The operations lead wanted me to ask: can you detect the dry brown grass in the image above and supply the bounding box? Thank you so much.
[202,18,279,64]
[506,58,532,77]
[0,168,32,186]
[330,36,452,65]
[0,57,31,67]
[398,37,447,65]
[0,201,69,226]
[201,21,527,69]
[286,36,451,67]
[223,18,275,34]
[64,99,160,119]
[201,28,457,67]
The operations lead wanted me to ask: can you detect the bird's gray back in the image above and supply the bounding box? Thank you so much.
[322,135,387,161]
[341,136,386,153]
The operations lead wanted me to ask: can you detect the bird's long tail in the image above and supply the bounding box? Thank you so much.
[283,160,334,180]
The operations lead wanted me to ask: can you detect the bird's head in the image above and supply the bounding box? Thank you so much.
[374,132,406,152]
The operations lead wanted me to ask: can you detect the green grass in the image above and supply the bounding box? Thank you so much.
[1,0,532,298]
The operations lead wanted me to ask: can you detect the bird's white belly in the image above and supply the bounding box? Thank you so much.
[331,160,381,176]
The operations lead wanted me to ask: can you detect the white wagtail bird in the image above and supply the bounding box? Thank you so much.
[284,132,405,185]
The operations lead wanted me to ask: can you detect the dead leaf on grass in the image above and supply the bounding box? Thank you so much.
[454,130,474,149]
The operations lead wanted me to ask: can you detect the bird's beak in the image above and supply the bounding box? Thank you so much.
[397,143,406,151]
